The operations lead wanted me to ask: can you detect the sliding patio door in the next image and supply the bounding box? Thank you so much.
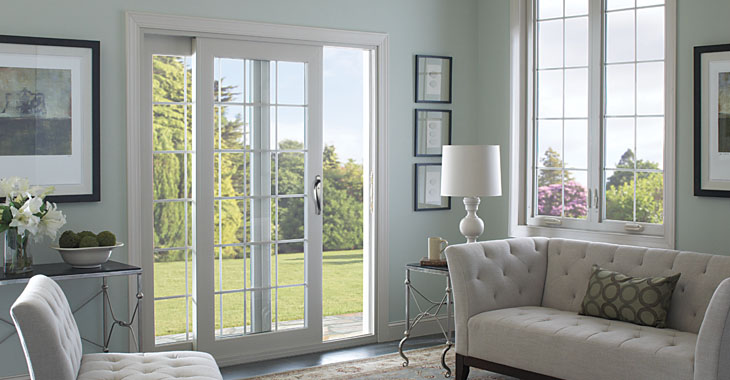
[192,38,323,353]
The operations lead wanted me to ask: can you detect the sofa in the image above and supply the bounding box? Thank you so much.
[444,237,730,380]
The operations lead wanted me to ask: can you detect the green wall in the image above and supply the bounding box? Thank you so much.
[0,0,478,376]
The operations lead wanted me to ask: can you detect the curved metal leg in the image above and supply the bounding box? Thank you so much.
[441,342,453,377]
[398,332,410,367]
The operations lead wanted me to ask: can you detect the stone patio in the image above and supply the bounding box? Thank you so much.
[155,312,364,345]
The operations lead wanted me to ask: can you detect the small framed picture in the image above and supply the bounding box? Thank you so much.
[414,109,451,157]
[695,43,730,197]
[415,55,452,103]
[414,163,450,211]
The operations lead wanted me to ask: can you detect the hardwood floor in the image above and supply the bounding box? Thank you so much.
[220,334,446,379]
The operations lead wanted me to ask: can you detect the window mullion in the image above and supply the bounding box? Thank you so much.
[588,0,603,227]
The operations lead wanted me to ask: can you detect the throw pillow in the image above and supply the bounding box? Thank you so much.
[580,265,681,328]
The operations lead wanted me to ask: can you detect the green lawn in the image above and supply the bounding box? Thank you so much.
[153,249,363,336]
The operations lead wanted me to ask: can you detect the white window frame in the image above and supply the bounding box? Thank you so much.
[508,0,676,249]
[126,12,390,364]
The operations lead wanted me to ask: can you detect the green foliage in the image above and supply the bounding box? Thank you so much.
[605,172,663,223]
[78,231,96,240]
[79,236,99,248]
[59,231,79,248]
[605,149,663,223]
[538,148,573,187]
[606,149,660,189]
[97,231,117,246]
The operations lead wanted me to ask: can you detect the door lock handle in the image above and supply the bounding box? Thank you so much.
[313,175,323,215]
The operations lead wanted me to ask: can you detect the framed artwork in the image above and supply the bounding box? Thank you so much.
[414,163,450,211]
[0,35,100,202]
[695,43,730,197]
[414,109,451,157]
[415,55,452,103]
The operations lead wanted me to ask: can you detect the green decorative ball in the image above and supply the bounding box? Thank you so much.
[97,231,116,247]
[59,231,80,248]
[78,231,96,240]
[78,236,100,248]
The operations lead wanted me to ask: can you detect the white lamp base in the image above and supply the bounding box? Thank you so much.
[459,196,484,243]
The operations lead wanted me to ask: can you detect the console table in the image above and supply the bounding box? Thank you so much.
[398,263,453,377]
[0,261,142,352]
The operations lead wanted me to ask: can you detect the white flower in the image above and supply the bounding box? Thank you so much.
[36,202,66,241]
[9,202,41,236]
[0,177,52,201]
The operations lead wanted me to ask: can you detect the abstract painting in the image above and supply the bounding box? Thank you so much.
[0,68,72,156]
[719,72,730,153]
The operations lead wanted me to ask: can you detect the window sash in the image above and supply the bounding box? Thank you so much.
[525,0,668,238]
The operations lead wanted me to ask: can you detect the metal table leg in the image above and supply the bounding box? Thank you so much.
[441,274,453,377]
[136,273,143,352]
[101,275,143,352]
[398,268,411,366]
[102,277,109,352]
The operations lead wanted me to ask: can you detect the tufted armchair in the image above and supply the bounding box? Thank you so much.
[445,237,730,380]
[10,275,222,380]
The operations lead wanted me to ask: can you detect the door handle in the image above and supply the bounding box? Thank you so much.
[313,175,323,215]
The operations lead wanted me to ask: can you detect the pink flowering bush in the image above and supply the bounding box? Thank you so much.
[537,181,587,218]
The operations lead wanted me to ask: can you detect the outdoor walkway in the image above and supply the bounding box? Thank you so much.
[156,312,364,345]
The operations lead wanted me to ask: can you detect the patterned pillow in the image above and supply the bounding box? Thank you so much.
[579,265,681,328]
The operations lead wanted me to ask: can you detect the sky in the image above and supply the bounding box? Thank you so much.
[214,46,367,164]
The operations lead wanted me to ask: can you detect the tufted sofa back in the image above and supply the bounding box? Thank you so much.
[542,238,730,333]
[11,275,83,380]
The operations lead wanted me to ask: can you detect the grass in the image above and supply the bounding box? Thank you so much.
[153,249,363,336]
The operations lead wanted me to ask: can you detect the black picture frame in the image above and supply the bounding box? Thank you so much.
[414,163,450,211]
[0,35,100,203]
[694,43,730,197]
[415,55,452,104]
[414,109,452,157]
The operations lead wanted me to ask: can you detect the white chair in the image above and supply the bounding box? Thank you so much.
[10,274,222,380]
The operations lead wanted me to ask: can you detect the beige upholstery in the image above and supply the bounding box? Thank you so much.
[79,352,222,380]
[444,237,548,354]
[695,278,730,380]
[11,275,222,380]
[10,275,83,380]
[467,306,695,380]
[542,238,730,333]
[445,238,730,380]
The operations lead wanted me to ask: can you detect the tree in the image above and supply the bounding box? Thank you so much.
[536,148,586,219]
[604,149,663,223]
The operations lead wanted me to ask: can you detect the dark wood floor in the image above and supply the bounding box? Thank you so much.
[220,334,445,379]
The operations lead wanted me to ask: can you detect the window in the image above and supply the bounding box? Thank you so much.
[509,0,675,248]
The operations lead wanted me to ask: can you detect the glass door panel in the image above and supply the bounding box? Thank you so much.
[197,38,322,351]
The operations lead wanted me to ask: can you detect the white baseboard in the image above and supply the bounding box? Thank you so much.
[214,317,451,368]
[0,374,30,380]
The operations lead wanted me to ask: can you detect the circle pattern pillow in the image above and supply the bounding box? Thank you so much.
[579,265,681,328]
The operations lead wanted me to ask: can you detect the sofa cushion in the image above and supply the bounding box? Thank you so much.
[467,306,695,380]
[580,265,680,328]
[78,351,222,380]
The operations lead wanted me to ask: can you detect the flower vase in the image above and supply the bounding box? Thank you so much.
[4,228,32,274]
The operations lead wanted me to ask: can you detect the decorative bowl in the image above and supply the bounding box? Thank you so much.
[51,243,124,269]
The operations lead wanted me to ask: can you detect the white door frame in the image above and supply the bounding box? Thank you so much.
[125,12,390,366]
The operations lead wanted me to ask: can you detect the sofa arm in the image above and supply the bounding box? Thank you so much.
[696,277,730,380]
[445,237,548,355]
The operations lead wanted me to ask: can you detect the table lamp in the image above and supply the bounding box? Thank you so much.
[440,145,502,243]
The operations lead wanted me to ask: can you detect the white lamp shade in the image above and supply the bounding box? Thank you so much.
[440,145,502,197]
